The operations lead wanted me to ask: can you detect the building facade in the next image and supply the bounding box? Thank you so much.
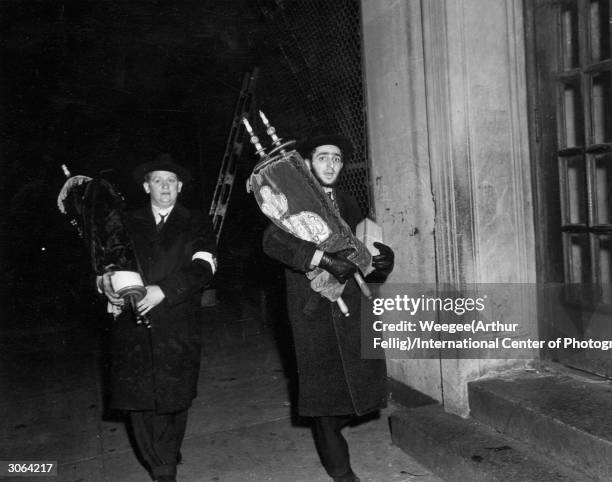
[362,0,611,415]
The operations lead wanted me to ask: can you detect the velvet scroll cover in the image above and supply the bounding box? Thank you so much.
[248,150,371,302]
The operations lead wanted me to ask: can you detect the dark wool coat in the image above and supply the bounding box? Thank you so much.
[263,190,387,417]
[109,203,216,413]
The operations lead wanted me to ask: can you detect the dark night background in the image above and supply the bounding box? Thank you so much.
[0,0,335,329]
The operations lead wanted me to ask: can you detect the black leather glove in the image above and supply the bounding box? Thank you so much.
[318,249,358,283]
[371,242,394,277]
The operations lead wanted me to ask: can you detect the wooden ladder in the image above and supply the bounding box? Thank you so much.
[209,68,258,243]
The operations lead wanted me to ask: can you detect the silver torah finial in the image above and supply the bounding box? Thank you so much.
[258,111,295,156]
[259,110,282,147]
[242,117,268,160]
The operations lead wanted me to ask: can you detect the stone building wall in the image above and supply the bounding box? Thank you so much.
[362,0,537,416]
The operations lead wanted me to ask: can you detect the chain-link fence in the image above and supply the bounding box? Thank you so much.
[254,0,372,217]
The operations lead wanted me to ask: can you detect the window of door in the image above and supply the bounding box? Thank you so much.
[529,0,611,377]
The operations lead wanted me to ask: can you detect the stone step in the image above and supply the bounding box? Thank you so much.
[390,404,590,482]
[468,371,612,481]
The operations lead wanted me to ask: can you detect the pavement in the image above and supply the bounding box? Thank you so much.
[0,290,442,482]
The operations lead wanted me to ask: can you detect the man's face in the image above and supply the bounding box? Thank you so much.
[309,144,343,186]
[143,170,182,208]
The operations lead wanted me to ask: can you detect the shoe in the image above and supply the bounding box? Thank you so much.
[332,469,360,482]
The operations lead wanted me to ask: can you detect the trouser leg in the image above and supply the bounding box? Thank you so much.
[311,415,354,477]
[129,409,188,480]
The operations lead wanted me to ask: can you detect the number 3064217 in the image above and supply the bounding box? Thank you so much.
[2,461,57,476]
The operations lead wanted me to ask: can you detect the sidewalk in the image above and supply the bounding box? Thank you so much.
[0,295,442,482]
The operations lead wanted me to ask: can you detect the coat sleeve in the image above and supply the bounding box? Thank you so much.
[157,212,217,306]
[262,222,318,273]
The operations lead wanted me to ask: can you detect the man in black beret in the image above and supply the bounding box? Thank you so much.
[98,153,217,482]
[262,135,395,481]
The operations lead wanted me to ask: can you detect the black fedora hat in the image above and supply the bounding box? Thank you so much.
[132,153,192,183]
[297,134,354,161]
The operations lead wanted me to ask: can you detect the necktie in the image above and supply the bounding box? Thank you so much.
[327,190,338,211]
[157,213,168,232]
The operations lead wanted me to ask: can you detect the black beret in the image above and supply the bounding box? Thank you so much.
[297,134,354,161]
[132,153,192,183]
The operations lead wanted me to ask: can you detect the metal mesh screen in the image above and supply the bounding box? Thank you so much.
[255,0,372,217]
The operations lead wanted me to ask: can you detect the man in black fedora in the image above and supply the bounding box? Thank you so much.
[262,134,395,481]
[98,153,217,482]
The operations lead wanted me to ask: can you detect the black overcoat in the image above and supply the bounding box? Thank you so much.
[109,203,216,413]
[262,190,387,417]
